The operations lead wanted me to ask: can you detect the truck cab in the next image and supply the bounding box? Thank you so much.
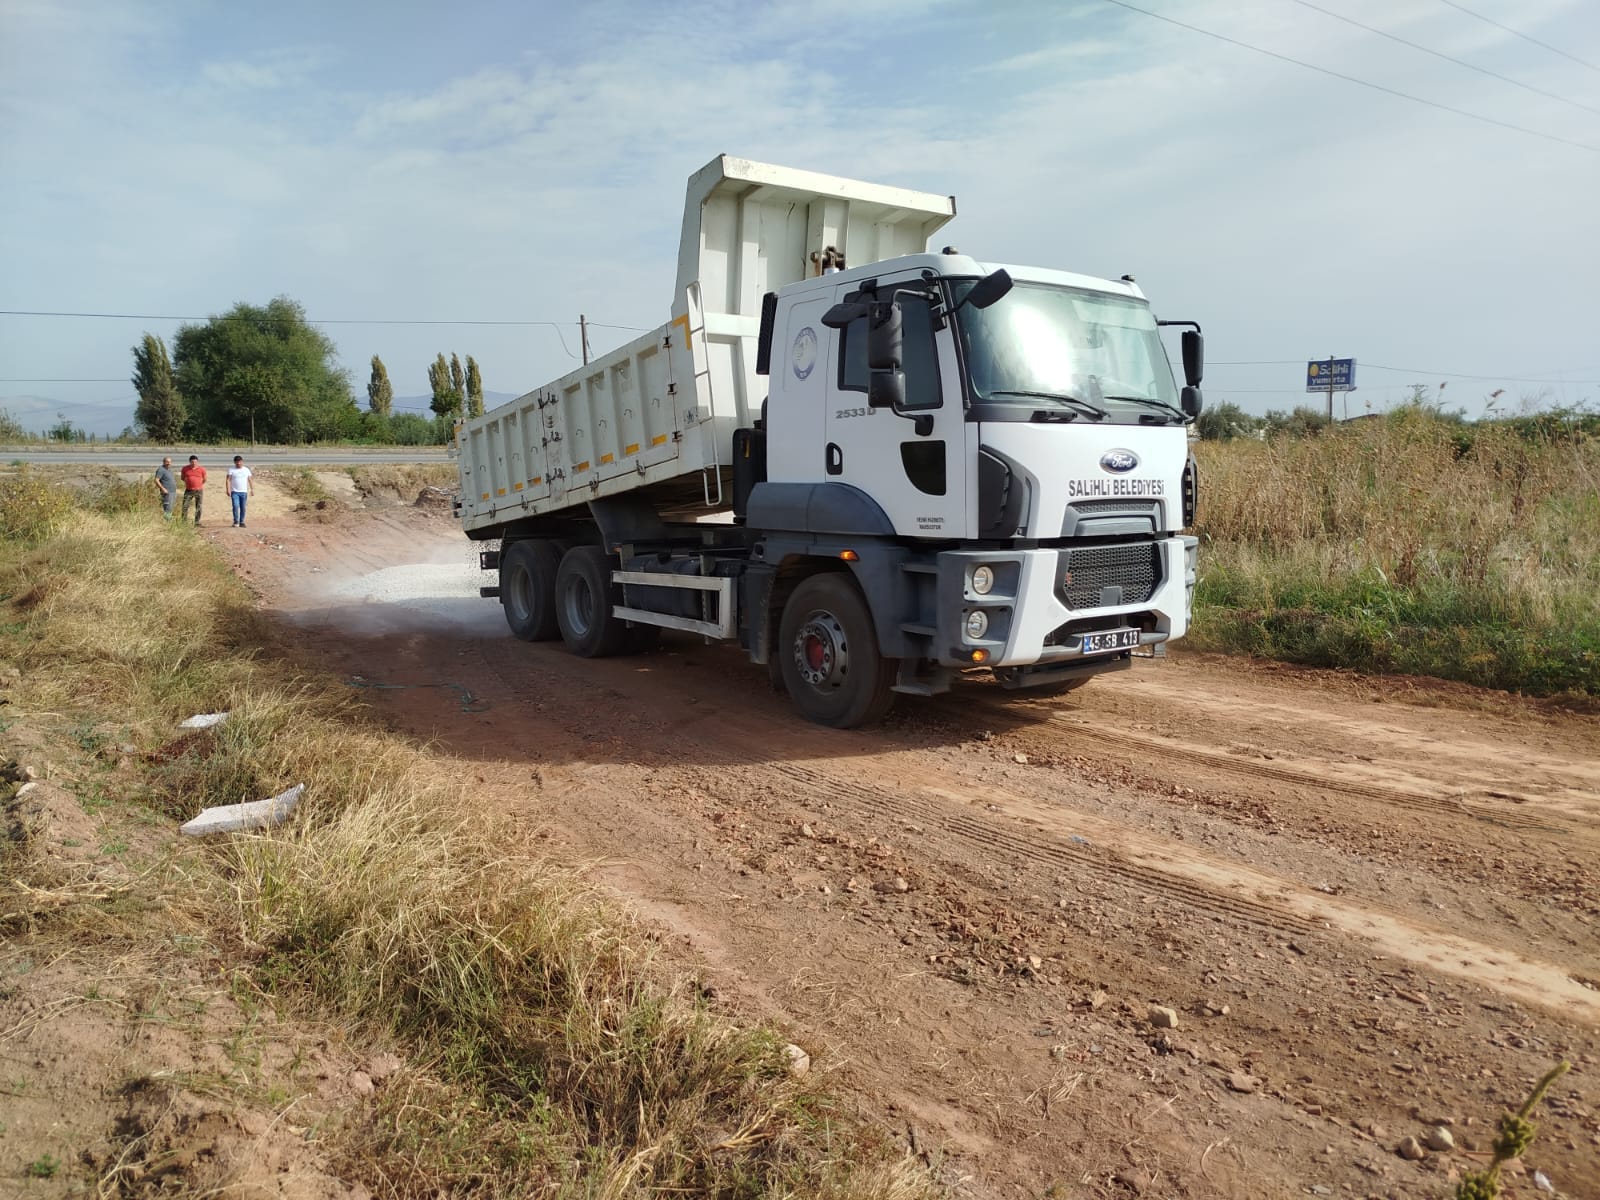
[742,251,1201,710]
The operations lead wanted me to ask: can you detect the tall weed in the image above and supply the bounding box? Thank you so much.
[0,505,930,1200]
[1192,411,1600,694]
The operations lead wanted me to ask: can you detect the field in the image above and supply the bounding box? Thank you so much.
[2,463,1596,1199]
[0,480,929,1200]
[1191,411,1600,697]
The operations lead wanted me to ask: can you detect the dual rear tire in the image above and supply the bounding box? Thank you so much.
[501,540,655,657]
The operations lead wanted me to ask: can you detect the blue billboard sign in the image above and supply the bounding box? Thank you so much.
[1306,358,1356,392]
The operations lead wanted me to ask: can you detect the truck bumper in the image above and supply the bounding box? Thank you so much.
[933,535,1197,669]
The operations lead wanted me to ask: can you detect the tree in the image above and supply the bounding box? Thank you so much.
[48,413,81,442]
[367,355,394,416]
[1195,400,1261,442]
[131,333,186,442]
[172,296,358,444]
[1262,406,1332,439]
[449,353,466,402]
[428,352,461,418]
[465,355,484,418]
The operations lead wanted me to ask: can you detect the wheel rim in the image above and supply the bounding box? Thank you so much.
[563,574,594,637]
[507,564,532,623]
[792,609,849,689]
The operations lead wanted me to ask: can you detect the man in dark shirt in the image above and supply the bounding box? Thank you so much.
[154,457,176,519]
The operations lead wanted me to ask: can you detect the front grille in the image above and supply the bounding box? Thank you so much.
[1059,542,1162,609]
[1070,499,1155,516]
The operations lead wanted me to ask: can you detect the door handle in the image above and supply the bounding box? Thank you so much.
[825,443,843,475]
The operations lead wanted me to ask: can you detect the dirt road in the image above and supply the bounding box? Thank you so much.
[212,498,1600,1199]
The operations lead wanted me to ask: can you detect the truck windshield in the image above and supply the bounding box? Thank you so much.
[954,281,1181,422]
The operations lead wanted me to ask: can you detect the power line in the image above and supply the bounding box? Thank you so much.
[1102,0,1600,153]
[1364,361,1597,384]
[0,307,659,363]
[0,378,128,382]
[0,308,649,331]
[1433,0,1600,75]
[1293,0,1600,117]
[1212,359,1597,384]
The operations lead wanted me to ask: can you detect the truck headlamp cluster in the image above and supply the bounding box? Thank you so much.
[965,610,989,639]
[971,565,995,595]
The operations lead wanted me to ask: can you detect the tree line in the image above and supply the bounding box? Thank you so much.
[130,295,488,445]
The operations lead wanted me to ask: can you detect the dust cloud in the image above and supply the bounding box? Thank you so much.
[293,540,509,639]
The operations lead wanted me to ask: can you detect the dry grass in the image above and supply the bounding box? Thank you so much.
[348,463,458,501]
[0,507,934,1200]
[1192,411,1600,694]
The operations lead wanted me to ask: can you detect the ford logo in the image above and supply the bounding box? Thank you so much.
[1100,449,1139,473]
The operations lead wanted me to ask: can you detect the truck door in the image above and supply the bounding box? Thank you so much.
[824,284,966,539]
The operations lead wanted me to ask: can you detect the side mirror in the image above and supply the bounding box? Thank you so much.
[867,301,903,371]
[821,301,867,330]
[868,369,905,410]
[1181,385,1203,418]
[1181,329,1204,387]
[967,268,1013,311]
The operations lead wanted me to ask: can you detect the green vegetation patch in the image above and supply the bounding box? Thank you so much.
[1191,408,1600,696]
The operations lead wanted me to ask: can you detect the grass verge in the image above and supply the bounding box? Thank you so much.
[1191,410,1600,696]
[0,491,931,1199]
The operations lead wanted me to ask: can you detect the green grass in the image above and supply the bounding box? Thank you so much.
[1191,409,1600,696]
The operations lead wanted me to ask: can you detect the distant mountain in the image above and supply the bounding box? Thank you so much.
[387,391,521,416]
[0,394,135,438]
[0,390,526,438]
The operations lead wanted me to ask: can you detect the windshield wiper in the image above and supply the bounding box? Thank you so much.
[1103,394,1188,423]
[989,389,1107,420]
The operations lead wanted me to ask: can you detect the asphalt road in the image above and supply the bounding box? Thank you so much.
[2,447,453,467]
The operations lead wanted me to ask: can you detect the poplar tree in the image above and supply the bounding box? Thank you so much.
[367,355,394,415]
[131,333,187,441]
[428,353,461,417]
[465,356,484,418]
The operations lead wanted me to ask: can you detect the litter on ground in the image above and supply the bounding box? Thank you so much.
[180,783,304,836]
[179,712,230,729]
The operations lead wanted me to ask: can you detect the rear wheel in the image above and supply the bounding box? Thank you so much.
[555,545,631,657]
[778,573,896,728]
[500,540,561,641]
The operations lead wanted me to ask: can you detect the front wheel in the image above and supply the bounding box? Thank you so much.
[778,573,896,728]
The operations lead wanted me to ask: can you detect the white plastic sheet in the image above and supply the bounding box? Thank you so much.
[180,783,303,836]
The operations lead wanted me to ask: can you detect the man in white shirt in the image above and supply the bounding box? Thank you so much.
[226,455,254,527]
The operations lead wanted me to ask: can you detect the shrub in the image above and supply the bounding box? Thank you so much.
[0,467,77,542]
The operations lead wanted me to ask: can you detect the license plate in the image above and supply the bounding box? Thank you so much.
[1081,628,1140,655]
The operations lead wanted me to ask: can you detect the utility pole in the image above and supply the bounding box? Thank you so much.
[579,314,590,366]
[1326,355,1335,423]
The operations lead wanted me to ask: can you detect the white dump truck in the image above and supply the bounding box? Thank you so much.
[457,155,1203,727]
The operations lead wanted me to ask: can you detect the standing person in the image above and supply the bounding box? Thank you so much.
[179,455,206,525]
[226,455,254,527]
[154,456,176,520]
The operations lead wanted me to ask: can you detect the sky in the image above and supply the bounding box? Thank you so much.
[2,0,1598,435]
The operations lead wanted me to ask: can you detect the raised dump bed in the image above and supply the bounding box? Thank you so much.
[456,155,954,535]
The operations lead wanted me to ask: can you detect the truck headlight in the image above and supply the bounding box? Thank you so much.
[971,565,995,595]
[965,610,989,639]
